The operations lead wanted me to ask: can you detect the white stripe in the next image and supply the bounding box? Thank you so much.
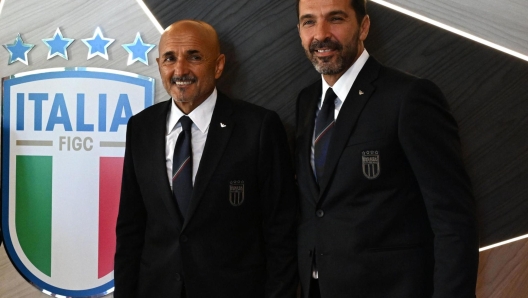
[136,0,164,33]
[371,0,528,62]
[0,0,5,16]
[52,152,100,289]
[479,233,528,252]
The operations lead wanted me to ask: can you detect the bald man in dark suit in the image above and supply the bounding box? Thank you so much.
[114,20,298,298]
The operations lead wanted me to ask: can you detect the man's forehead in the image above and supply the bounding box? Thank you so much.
[164,21,213,40]
[162,29,205,44]
[159,34,208,52]
[299,0,353,13]
[160,27,216,50]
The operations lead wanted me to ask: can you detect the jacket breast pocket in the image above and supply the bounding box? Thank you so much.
[346,129,387,147]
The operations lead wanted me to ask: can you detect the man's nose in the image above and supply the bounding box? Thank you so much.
[314,21,331,42]
[173,57,189,76]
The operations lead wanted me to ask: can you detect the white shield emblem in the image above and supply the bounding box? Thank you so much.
[1,68,153,297]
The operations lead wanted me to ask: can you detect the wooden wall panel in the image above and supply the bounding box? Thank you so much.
[477,239,528,297]
[0,248,44,298]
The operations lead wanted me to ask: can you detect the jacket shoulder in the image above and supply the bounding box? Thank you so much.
[376,61,440,88]
[127,99,169,124]
[298,79,321,98]
[219,92,278,119]
[134,99,170,118]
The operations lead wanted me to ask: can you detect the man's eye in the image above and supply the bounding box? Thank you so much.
[302,20,315,26]
[190,55,202,61]
[164,56,174,62]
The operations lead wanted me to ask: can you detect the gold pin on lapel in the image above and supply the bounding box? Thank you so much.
[220,123,226,128]
[359,90,364,95]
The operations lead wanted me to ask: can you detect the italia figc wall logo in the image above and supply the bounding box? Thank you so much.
[1,67,154,296]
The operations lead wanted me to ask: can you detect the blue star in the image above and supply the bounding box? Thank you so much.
[82,27,115,60]
[3,33,35,65]
[42,28,75,60]
[122,32,156,65]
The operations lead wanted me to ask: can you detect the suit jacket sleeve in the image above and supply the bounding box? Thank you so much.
[398,79,479,297]
[258,111,299,298]
[114,114,146,298]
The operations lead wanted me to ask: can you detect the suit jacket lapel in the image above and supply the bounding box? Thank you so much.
[298,83,322,204]
[182,93,234,229]
[318,57,381,199]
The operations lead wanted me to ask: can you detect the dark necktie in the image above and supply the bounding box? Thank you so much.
[314,88,336,183]
[172,116,193,218]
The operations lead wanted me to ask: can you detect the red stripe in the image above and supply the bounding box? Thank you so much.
[314,121,335,144]
[98,157,124,278]
[173,157,190,181]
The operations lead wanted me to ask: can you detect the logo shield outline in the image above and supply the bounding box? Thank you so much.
[1,67,154,297]
[362,150,381,179]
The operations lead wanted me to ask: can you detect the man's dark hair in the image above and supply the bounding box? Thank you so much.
[296,0,367,24]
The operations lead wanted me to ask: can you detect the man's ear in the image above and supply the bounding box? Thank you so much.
[215,54,226,79]
[359,15,370,41]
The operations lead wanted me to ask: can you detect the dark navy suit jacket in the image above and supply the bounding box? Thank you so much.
[295,57,478,298]
[115,92,298,297]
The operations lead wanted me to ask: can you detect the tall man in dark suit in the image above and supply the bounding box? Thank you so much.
[295,0,479,297]
[114,20,298,298]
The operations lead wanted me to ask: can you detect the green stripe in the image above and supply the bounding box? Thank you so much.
[16,155,52,276]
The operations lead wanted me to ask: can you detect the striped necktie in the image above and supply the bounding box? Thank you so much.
[172,116,193,219]
[314,88,336,183]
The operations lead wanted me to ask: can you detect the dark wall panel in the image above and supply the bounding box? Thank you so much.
[364,2,528,246]
[144,0,528,247]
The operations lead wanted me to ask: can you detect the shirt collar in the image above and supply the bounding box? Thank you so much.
[167,88,217,134]
[321,49,369,105]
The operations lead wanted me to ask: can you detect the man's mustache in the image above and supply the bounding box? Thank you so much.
[171,76,197,84]
[309,38,342,52]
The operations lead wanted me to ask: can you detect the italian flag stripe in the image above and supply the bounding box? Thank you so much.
[98,157,123,278]
[16,155,53,277]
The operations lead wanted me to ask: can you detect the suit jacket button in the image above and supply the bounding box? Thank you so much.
[175,273,181,281]
[180,235,188,242]
[316,209,324,217]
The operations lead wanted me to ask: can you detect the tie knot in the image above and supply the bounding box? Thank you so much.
[323,88,337,106]
[179,116,193,131]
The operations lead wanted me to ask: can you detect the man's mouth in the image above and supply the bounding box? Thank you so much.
[309,38,342,56]
[313,48,336,59]
[171,76,196,86]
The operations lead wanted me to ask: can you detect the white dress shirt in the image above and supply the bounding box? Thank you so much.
[310,49,370,177]
[311,50,369,279]
[165,88,217,187]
